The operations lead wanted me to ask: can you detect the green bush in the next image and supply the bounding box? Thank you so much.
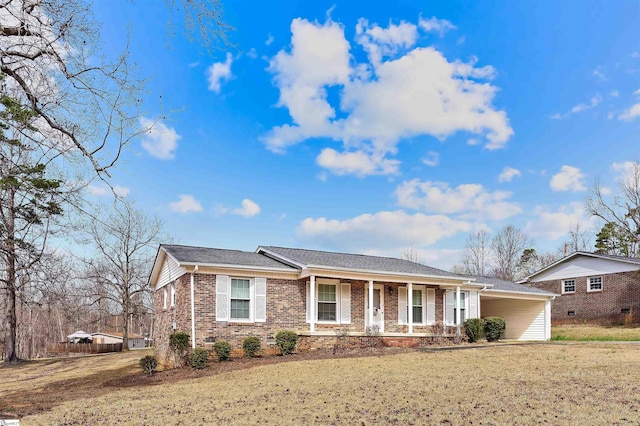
[189,348,210,369]
[275,330,298,355]
[169,331,190,353]
[139,355,158,375]
[484,316,506,342]
[464,318,485,343]
[242,336,261,358]
[213,340,231,361]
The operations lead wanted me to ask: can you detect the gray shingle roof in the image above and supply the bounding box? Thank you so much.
[258,246,469,278]
[161,244,297,270]
[472,276,558,296]
[574,251,640,264]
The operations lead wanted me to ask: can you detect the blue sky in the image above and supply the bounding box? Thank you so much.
[88,1,640,269]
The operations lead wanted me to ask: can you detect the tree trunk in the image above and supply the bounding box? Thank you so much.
[121,307,129,351]
[3,187,18,362]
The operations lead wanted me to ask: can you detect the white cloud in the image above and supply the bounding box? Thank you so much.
[631,52,640,59]
[619,103,640,121]
[592,67,607,81]
[87,184,130,197]
[525,202,597,240]
[233,199,261,217]
[188,61,200,68]
[550,165,586,192]
[610,90,619,97]
[612,161,640,187]
[395,179,521,221]
[355,18,418,64]
[421,151,439,167]
[498,167,521,182]
[139,117,181,160]
[551,95,602,119]
[206,52,233,93]
[418,16,456,36]
[246,48,258,59]
[264,17,513,176]
[298,210,471,249]
[265,33,274,46]
[169,195,203,213]
[317,148,399,176]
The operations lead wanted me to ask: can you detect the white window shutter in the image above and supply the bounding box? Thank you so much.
[445,291,454,326]
[254,277,267,322]
[340,283,351,324]
[398,287,407,325]
[305,281,310,323]
[216,275,230,321]
[469,290,478,319]
[427,288,436,325]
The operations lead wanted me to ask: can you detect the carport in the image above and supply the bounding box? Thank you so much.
[474,277,557,341]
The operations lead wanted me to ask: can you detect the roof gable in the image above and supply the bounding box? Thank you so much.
[524,252,640,282]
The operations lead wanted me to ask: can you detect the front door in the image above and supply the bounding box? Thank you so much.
[365,284,384,333]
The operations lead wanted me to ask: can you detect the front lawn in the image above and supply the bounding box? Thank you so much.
[3,344,640,424]
[551,324,640,341]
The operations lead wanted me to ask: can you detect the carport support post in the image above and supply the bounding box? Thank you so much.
[310,275,316,332]
[456,286,461,335]
[407,282,413,334]
[368,280,374,329]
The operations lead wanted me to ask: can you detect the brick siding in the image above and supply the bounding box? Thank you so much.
[528,271,640,324]
[153,274,457,363]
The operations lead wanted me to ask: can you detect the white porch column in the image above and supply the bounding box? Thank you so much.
[455,285,461,335]
[407,282,413,334]
[310,275,316,332]
[545,299,551,340]
[368,280,374,328]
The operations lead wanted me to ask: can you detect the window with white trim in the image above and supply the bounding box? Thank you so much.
[230,278,251,320]
[412,289,424,324]
[588,276,603,292]
[170,284,176,307]
[453,292,466,325]
[562,279,576,293]
[163,287,168,309]
[317,283,337,321]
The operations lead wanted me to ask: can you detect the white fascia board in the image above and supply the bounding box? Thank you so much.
[255,247,307,269]
[179,261,299,274]
[302,264,481,285]
[147,247,167,289]
[481,289,557,300]
[523,251,640,281]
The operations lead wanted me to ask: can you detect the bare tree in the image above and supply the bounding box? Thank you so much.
[456,230,491,276]
[400,247,424,264]
[81,198,162,350]
[1,0,231,180]
[561,222,593,254]
[491,225,531,281]
[586,162,640,257]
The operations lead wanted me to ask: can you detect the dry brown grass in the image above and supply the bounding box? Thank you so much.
[552,324,640,341]
[4,344,640,425]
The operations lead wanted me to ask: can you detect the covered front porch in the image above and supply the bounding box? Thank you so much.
[304,273,482,338]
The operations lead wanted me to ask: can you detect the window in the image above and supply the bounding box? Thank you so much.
[453,292,466,324]
[317,284,337,321]
[562,279,576,293]
[412,289,423,324]
[588,276,603,292]
[163,287,168,309]
[170,284,176,307]
[230,278,251,320]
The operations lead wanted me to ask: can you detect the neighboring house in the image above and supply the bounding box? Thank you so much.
[521,251,640,324]
[148,244,556,360]
[91,332,146,349]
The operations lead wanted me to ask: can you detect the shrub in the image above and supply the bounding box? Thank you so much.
[169,332,190,353]
[139,355,158,375]
[213,340,231,361]
[464,318,485,343]
[169,331,190,367]
[242,336,261,358]
[189,348,210,369]
[275,330,298,356]
[484,316,506,342]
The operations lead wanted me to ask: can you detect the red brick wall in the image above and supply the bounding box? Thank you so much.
[528,271,640,324]
[153,274,454,362]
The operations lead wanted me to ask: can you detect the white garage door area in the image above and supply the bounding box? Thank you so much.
[481,296,550,341]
